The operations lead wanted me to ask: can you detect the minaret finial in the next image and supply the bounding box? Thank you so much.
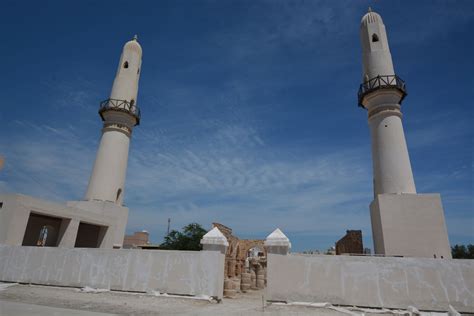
[368,6,372,12]
[133,34,138,41]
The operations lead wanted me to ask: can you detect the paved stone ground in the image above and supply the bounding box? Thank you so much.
[0,283,398,315]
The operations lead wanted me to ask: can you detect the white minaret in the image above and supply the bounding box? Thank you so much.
[358,9,451,258]
[359,8,416,197]
[85,36,142,206]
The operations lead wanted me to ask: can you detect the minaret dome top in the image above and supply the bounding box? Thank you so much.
[361,8,383,26]
[123,35,142,55]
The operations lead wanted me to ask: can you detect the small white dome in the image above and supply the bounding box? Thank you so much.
[361,8,382,26]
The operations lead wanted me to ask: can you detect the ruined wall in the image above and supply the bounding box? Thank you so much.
[0,245,225,299]
[237,239,265,258]
[335,230,363,255]
[212,223,267,297]
[266,253,474,313]
[123,231,149,248]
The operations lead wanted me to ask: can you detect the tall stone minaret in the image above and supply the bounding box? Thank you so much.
[358,9,451,258]
[85,36,142,206]
[359,8,415,197]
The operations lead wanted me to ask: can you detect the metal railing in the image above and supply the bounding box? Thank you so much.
[99,98,141,125]
[358,75,407,107]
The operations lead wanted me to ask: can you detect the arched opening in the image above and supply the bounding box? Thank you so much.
[123,61,129,69]
[116,188,122,202]
[372,33,379,42]
[244,245,266,290]
[247,246,265,258]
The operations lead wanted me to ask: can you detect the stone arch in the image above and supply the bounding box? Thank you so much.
[238,240,266,260]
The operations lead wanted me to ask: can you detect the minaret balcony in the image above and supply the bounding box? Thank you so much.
[99,98,141,125]
[358,75,407,108]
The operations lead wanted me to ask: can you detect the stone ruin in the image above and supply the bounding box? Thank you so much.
[212,223,266,298]
[335,230,363,255]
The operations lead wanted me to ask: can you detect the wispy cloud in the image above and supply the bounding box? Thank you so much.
[0,120,95,202]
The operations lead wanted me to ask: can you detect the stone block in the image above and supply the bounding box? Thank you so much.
[371,193,451,258]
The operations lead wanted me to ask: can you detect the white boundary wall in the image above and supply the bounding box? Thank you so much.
[0,245,225,299]
[266,253,474,313]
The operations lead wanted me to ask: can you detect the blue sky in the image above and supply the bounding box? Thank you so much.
[0,1,472,252]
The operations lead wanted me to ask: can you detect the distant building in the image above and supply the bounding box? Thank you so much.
[301,250,321,255]
[123,230,149,249]
[335,230,363,255]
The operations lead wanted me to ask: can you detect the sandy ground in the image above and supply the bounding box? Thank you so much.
[0,300,117,316]
[0,283,398,316]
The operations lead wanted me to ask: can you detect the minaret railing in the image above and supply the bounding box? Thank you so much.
[99,98,141,125]
[358,75,407,107]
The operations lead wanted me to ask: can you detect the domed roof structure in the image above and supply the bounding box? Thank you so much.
[123,34,142,55]
[361,7,383,26]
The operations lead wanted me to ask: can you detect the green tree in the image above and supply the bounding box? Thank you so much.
[451,244,474,259]
[467,244,474,259]
[159,223,207,251]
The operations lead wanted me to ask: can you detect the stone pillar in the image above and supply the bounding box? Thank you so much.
[200,227,228,300]
[264,228,291,300]
[232,277,241,293]
[224,258,228,277]
[250,268,257,290]
[223,278,236,298]
[200,227,228,254]
[240,271,251,292]
[256,264,265,289]
[235,259,241,276]
[264,228,291,255]
[228,258,236,277]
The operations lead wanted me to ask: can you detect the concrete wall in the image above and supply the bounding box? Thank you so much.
[0,245,225,299]
[266,253,474,313]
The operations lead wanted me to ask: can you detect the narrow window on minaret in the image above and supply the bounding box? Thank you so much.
[372,34,379,42]
[116,188,122,202]
[123,61,129,69]
[137,68,140,74]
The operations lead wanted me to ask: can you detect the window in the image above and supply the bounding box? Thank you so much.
[372,34,379,42]
[75,222,107,248]
[137,68,140,74]
[123,61,129,69]
[116,188,122,202]
[22,213,63,247]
